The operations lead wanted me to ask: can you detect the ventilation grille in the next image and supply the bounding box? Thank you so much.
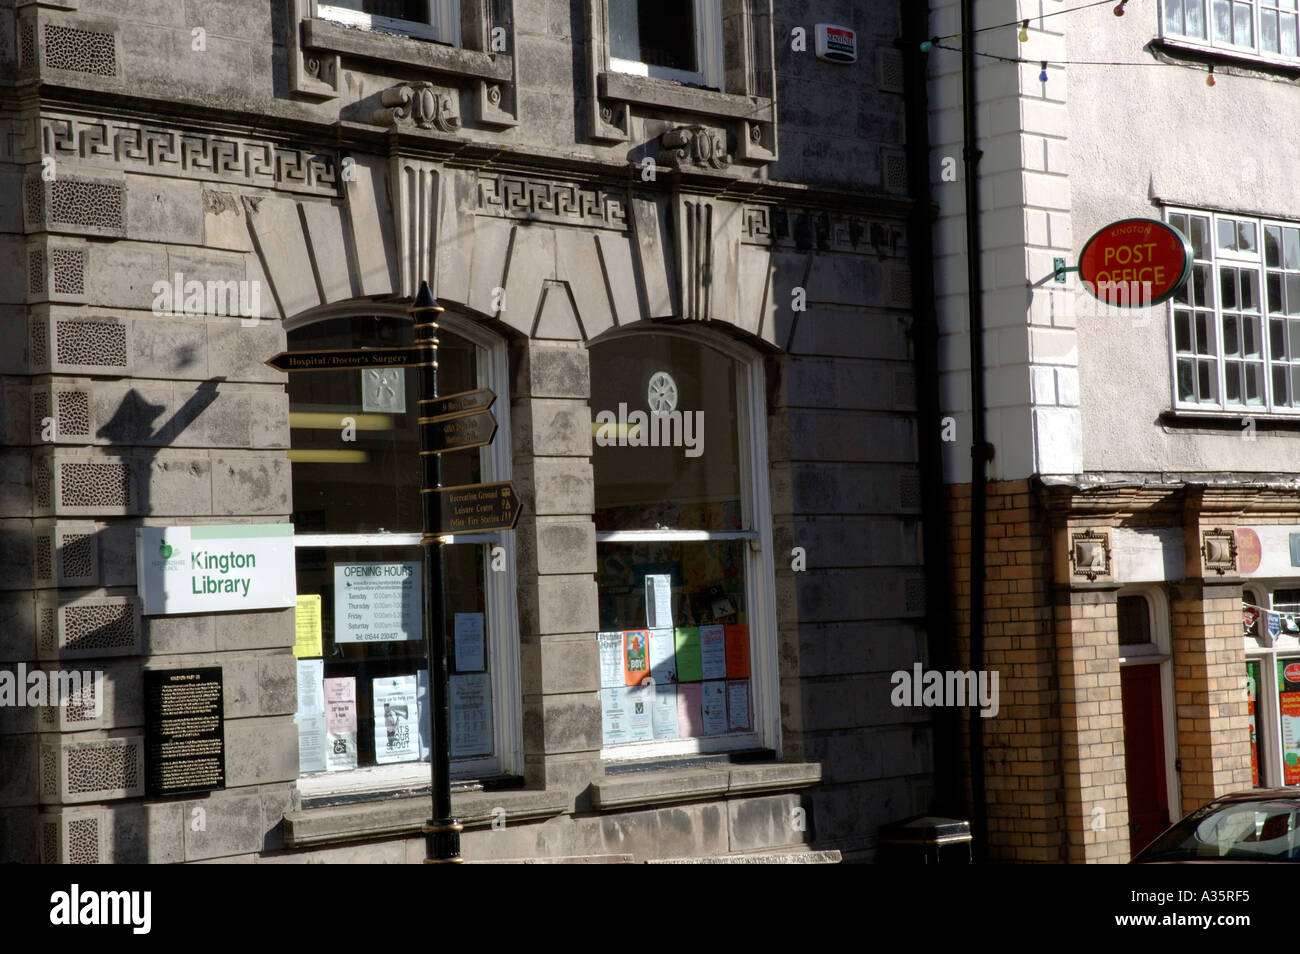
[38,606,57,654]
[878,47,905,93]
[904,576,926,613]
[898,472,922,511]
[62,600,137,654]
[28,248,46,295]
[65,740,142,798]
[32,391,50,436]
[55,319,128,370]
[20,21,35,71]
[50,248,86,296]
[49,180,125,233]
[61,533,95,581]
[30,316,48,369]
[883,150,908,194]
[43,23,117,76]
[35,535,52,582]
[56,391,90,438]
[66,817,100,863]
[34,458,52,510]
[24,176,43,226]
[40,821,58,865]
[60,461,132,510]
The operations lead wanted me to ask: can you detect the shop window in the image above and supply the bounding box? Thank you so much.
[590,328,776,757]
[1162,1,1300,59]
[1167,208,1300,414]
[318,0,461,45]
[287,308,518,790]
[1243,587,1300,787]
[608,0,723,88]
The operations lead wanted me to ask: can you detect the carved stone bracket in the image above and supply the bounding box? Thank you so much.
[374,82,461,133]
[657,125,731,172]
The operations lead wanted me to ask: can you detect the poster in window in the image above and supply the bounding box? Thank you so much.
[674,627,702,682]
[676,683,703,737]
[1246,660,1260,787]
[373,675,419,764]
[450,672,492,758]
[645,573,673,629]
[725,624,750,678]
[417,669,431,761]
[727,681,751,732]
[648,628,676,684]
[333,562,421,643]
[296,659,326,774]
[625,685,653,742]
[294,594,323,658]
[701,681,728,735]
[598,632,625,688]
[623,630,650,686]
[601,687,637,746]
[323,676,358,772]
[1279,659,1300,785]
[651,684,679,740]
[454,612,486,672]
[700,624,727,680]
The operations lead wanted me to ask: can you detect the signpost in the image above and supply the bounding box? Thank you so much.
[268,281,521,864]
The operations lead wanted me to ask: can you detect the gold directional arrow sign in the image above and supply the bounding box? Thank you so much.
[419,408,498,454]
[420,388,496,420]
[426,481,522,533]
[265,345,433,372]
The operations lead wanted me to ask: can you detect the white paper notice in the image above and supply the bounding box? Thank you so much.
[323,677,358,771]
[598,632,625,688]
[296,714,327,774]
[334,562,421,642]
[417,669,431,761]
[373,675,419,764]
[454,612,486,672]
[648,628,676,684]
[602,686,653,745]
[626,685,653,742]
[727,681,751,731]
[450,673,492,758]
[651,684,679,740]
[645,573,673,629]
[601,688,628,746]
[700,624,727,680]
[702,681,728,735]
[296,659,324,717]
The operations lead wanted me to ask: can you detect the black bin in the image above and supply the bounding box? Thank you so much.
[878,815,973,863]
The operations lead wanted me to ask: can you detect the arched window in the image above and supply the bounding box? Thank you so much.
[286,306,519,792]
[589,327,777,757]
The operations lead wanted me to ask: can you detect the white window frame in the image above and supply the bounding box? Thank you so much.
[590,325,779,761]
[1246,583,1300,789]
[286,304,521,797]
[1166,207,1300,416]
[608,0,725,90]
[318,0,461,47]
[1117,585,1182,825]
[1160,0,1300,65]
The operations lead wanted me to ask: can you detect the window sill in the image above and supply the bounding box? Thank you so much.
[1151,35,1300,77]
[1160,409,1300,431]
[589,760,822,812]
[303,17,512,83]
[598,70,775,123]
[283,788,569,849]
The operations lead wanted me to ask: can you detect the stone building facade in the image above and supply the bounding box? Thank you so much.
[0,0,931,862]
[928,0,1294,862]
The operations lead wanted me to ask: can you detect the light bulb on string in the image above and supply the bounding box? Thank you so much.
[920,37,934,52]
[1019,19,1029,42]
[1039,60,1049,83]
[1206,64,1216,86]
[1114,1,1127,15]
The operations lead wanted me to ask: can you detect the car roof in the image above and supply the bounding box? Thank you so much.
[1205,790,1300,803]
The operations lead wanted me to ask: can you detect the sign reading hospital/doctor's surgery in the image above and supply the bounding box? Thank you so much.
[136,525,297,616]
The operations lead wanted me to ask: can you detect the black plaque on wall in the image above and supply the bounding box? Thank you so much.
[144,667,226,797]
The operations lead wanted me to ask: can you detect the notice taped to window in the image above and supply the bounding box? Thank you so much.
[334,562,421,642]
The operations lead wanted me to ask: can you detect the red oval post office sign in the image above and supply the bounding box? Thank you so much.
[1078,218,1192,308]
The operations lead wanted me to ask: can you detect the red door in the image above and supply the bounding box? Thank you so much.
[1121,664,1170,858]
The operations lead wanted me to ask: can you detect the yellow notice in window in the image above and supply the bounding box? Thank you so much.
[294,594,323,658]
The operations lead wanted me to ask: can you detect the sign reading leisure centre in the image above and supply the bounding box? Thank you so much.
[137,524,296,616]
[1078,218,1192,307]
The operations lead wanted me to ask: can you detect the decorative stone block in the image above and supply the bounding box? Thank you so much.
[32,453,135,516]
[32,519,99,587]
[26,243,87,303]
[36,595,141,659]
[40,735,144,804]
[29,314,130,375]
[39,807,108,865]
[24,173,127,237]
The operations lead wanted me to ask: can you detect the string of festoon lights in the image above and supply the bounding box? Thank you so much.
[922,0,1221,87]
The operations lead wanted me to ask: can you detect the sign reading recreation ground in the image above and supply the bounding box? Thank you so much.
[1078,218,1192,307]
[144,667,226,797]
[434,481,522,533]
[136,524,297,616]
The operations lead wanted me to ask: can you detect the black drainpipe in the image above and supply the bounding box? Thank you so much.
[899,5,957,818]
[960,0,991,863]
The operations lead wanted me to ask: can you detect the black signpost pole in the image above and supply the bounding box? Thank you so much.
[410,280,462,864]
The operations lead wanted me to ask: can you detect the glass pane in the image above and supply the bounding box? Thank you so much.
[1196,311,1214,354]
[1274,364,1290,404]
[1269,271,1284,313]
[1226,362,1241,402]
[293,541,491,772]
[1247,659,1263,786]
[1266,226,1282,267]
[326,0,430,18]
[1234,1,1254,43]
[1166,0,1184,33]
[1245,316,1261,356]
[609,0,642,61]
[1239,221,1258,253]
[1178,358,1196,401]
[1213,0,1232,41]
[596,540,752,744]
[1287,228,1300,268]
[1293,365,1300,405]
[1194,263,1212,306]
[1247,363,1264,403]
[1265,8,1280,50]
[1169,212,1189,241]
[1199,360,1217,400]
[1187,0,1206,34]
[1272,317,1287,359]
[1241,270,1259,312]
[1221,268,1238,310]
[1117,595,1150,645]
[1289,319,1300,356]
[610,0,697,71]
[1191,216,1211,259]
[1284,13,1298,55]
[1290,274,1300,314]
[592,335,743,532]
[1225,313,1240,355]
[1218,217,1238,251]
[1175,311,1193,352]
[288,316,481,535]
